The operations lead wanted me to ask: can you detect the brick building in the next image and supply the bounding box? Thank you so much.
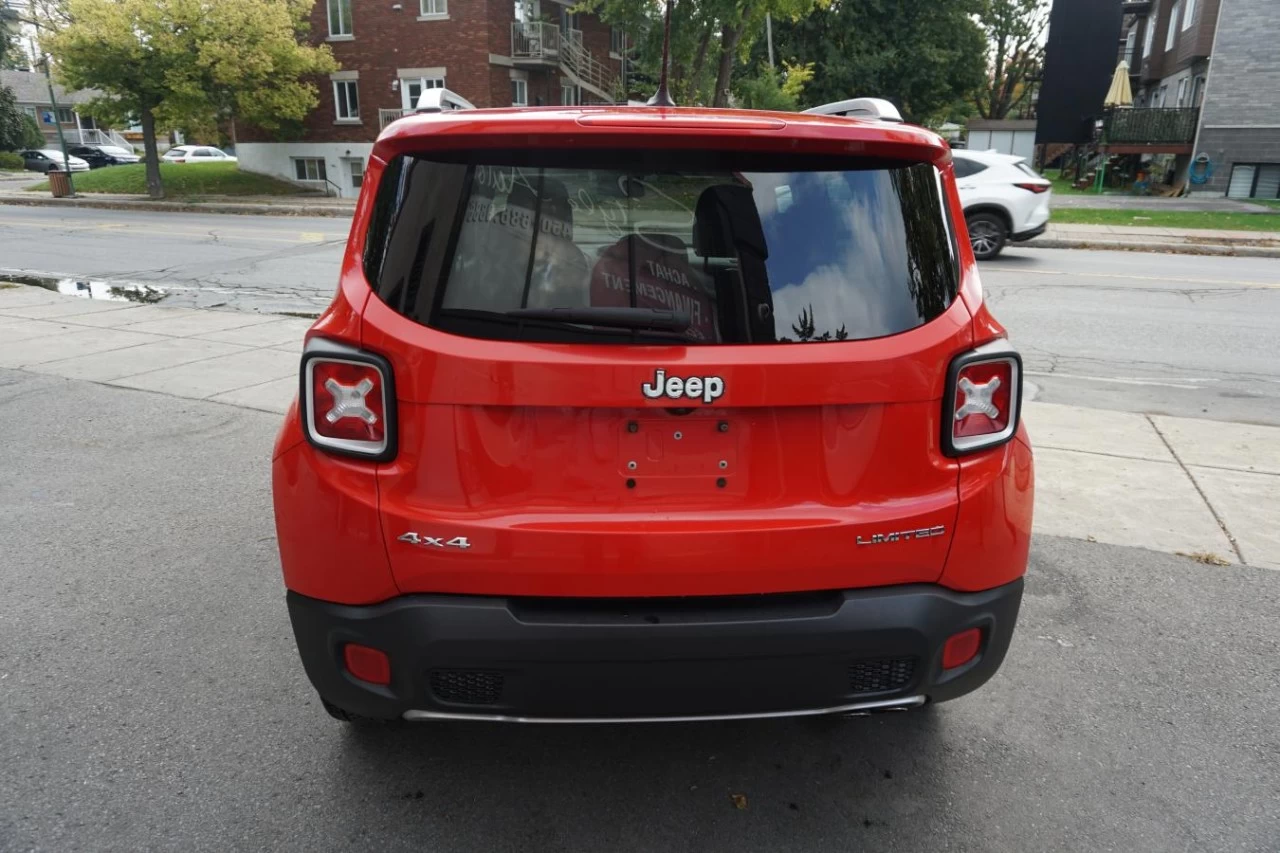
[237,0,627,197]
[1113,0,1279,197]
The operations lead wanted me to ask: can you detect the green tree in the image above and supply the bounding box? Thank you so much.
[582,0,826,107]
[735,60,813,111]
[0,84,28,150]
[42,0,337,199]
[760,0,987,123]
[973,0,1048,119]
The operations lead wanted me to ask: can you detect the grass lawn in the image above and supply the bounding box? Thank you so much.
[1051,208,1280,232]
[27,162,311,198]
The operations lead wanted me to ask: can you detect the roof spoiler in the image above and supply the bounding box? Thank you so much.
[415,87,477,114]
[802,98,903,123]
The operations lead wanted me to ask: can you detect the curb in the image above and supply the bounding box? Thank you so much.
[1032,237,1280,258]
[0,193,354,218]
[6,193,1280,256]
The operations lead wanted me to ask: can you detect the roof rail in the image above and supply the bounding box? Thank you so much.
[802,98,903,123]
[415,87,477,114]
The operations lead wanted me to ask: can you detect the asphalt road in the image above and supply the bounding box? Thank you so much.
[0,368,1277,852]
[1,205,1279,423]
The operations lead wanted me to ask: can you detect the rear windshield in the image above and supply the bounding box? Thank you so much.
[364,150,957,344]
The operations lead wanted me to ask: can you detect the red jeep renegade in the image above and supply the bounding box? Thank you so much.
[271,93,1034,724]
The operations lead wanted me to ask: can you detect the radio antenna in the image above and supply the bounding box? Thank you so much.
[647,0,676,106]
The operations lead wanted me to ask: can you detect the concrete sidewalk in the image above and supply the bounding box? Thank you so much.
[1037,222,1280,257]
[3,281,1277,569]
[0,188,355,218]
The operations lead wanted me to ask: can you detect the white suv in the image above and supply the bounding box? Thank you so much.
[952,149,1051,260]
[161,145,238,164]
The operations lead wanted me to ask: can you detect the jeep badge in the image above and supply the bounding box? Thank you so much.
[642,369,725,404]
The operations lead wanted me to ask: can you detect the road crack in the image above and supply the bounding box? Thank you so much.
[1145,414,1247,565]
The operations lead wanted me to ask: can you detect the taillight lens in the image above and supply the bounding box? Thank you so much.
[301,341,397,460]
[944,343,1021,456]
[1014,182,1050,194]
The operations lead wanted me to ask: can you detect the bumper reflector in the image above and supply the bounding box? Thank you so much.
[942,628,982,670]
[343,643,391,685]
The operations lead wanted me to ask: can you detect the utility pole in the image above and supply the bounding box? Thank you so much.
[765,13,775,69]
[39,41,75,195]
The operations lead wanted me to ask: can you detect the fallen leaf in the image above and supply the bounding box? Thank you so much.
[1175,551,1230,566]
[731,793,748,810]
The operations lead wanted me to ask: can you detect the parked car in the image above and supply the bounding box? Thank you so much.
[20,149,91,173]
[273,93,1034,726]
[952,149,1052,260]
[161,145,237,164]
[68,144,141,168]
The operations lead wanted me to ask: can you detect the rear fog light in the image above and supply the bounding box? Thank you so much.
[942,628,983,670]
[343,644,391,685]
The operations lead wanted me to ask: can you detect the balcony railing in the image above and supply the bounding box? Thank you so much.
[1102,107,1199,145]
[379,108,410,131]
[512,21,616,100]
[512,21,562,62]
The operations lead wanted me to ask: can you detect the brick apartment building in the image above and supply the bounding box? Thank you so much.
[1114,0,1279,197]
[237,0,627,197]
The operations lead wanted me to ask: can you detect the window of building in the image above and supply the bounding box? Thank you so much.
[293,158,328,183]
[511,79,528,106]
[1124,30,1136,65]
[561,84,579,106]
[1182,0,1196,30]
[514,0,540,22]
[1227,164,1280,199]
[1165,1,1180,50]
[327,0,352,37]
[333,79,360,121]
[1156,85,1167,107]
[1176,78,1187,106]
[401,76,445,111]
[1142,9,1156,57]
[22,105,37,120]
[1192,75,1206,106]
[420,0,447,18]
[57,108,75,124]
[610,26,625,55]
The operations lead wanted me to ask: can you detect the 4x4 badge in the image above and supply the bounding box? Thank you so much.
[642,369,725,404]
[398,532,471,549]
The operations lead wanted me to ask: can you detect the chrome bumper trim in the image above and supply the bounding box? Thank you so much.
[401,695,927,724]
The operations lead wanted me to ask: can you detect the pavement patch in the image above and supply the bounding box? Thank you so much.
[109,347,299,399]
[1031,446,1236,560]
[1023,401,1172,462]
[1188,467,1280,570]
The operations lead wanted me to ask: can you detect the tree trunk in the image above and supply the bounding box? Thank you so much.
[712,21,744,108]
[687,24,714,104]
[140,108,164,200]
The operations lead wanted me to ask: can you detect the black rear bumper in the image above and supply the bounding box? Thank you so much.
[1011,222,1047,242]
[287,580,1023,722]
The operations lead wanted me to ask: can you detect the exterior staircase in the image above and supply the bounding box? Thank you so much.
[511,22,617,103]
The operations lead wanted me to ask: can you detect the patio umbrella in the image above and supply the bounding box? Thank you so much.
[1103,60,1133,107]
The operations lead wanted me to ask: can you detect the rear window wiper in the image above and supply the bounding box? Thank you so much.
[505,307,691,333]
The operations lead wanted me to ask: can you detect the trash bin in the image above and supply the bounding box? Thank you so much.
[48,169,71,198]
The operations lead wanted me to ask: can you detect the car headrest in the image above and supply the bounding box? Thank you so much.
[693,185,768,259]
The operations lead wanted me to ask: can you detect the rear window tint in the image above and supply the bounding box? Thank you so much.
[1014,162,1039,178]
[364,150,958,344]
